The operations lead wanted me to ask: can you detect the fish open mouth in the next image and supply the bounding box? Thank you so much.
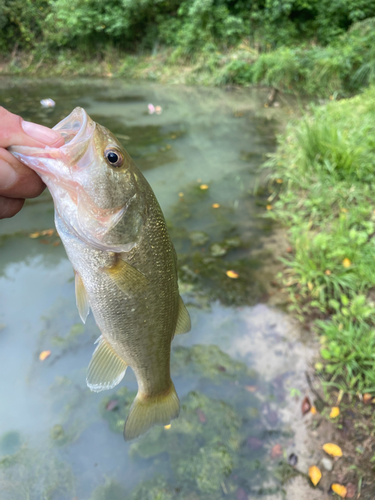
[53,107,95,147]
[9,107,96,174]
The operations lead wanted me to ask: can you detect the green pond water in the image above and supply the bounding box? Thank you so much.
[0,79,315,500]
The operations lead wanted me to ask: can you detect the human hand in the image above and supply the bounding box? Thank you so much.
[0,107,64,219]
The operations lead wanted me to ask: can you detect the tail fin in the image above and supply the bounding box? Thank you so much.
[124,383,180,441]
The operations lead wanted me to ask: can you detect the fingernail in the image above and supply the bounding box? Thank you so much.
[22,120,62,145]
[0,159,18,189]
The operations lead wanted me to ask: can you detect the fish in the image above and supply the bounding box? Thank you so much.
[10,107,191,441]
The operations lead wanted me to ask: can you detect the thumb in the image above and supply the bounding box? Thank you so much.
[0,107,64,149]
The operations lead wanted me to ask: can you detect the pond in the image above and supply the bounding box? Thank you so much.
[0,79,317,500]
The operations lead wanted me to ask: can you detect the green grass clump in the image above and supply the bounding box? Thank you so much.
[263,85,375,393]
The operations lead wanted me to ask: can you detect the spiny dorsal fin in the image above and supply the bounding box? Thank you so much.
[87,336,128,392]
[124,383,180,441]
[175,296,191,335]
[75,271,90,324]
[104,257,147,293]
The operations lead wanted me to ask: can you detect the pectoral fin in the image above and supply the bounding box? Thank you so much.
[87,336,128,392]
[104,257,148,293]
[174,296,191,335]
[75,272,90,324]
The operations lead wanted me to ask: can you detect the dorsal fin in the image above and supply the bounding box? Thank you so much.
[75,272,90,323]
[175,296,191,335]
[86,336,128,392]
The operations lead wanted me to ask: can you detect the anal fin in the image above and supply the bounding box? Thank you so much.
[87,336,128,392]
[75,272,90,324]
[175,296,191,335]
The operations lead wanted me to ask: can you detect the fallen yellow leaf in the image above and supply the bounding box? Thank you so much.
[266,204,272,210]
[323,443,343,457]
[200,184,209,190]
[212,203,220,208]
[363,393,372,404]
[308,465,322,486]
[342,258,351,268]
[39,350,51,361]
[331,483,347,498]
[164,424,171,430]
[226,270,239,279]
[178,192,184,197]
[29,232,40,238]
[330,407,340,418]
[310,406,317,415]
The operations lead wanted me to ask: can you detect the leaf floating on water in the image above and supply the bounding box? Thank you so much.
[245,385,257,392]
[363,393,372,404]
[301,396,312,415]
[212,203,220,208]
[200,184,209,190]
[323,443,343,457]
[29,232,41,238]
[106,400,119,411]
[39,350,51,361]
[226,270,239,279]
[331,483,347,498]
[197,409,207,423]
[164,424,171,430]
[178,192,184,197]
[53,241,61,247]
[288,453,298,467]
[342,258,351,268]
[236,487,248,500]
[308,465,322,486]
[41,229,55,236]
[271,443,283,458]
[330,407,340,418]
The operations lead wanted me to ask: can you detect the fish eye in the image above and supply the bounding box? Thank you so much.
[104,148,124,168]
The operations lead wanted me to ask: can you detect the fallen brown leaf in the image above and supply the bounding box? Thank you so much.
[271,443,283,458]
[345,483,356,498]
[301,396,312,415]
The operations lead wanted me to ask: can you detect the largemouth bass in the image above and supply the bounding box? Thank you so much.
[10,107,191,441]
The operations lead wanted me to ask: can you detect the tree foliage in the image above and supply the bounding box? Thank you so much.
[1,0,375,53]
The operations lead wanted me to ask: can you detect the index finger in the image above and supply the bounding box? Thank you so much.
[0,107,64,149]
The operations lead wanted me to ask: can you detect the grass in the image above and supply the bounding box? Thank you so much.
[0,17,375,98]
[262,85,375,394]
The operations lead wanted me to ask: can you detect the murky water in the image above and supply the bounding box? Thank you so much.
[0,79,316,500]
